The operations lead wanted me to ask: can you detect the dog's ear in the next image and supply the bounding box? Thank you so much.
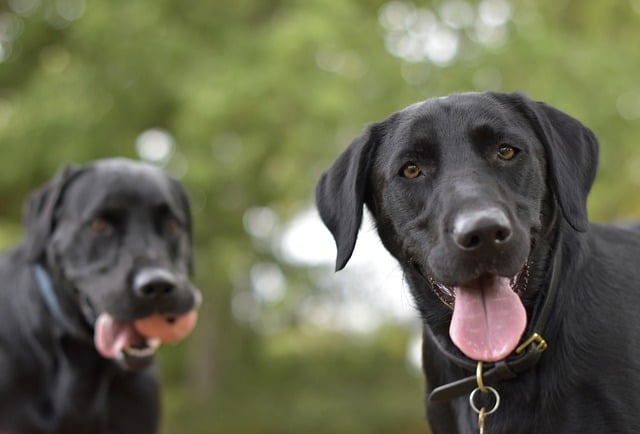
[24,165,84,262]
[316,124,381,271]
[503,93,599,232]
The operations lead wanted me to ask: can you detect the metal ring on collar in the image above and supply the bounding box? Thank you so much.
[469,386,500,416]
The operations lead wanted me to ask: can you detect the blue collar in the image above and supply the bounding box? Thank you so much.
[32,264,89,340]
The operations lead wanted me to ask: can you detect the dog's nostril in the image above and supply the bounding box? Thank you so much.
[495,229,509,243]
[460,234,481,249]
[140,281,175,297]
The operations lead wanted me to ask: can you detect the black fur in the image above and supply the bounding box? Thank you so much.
[316,92,640,433]
[0,158,200,434]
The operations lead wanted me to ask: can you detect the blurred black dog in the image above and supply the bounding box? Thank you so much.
[317,92,640,433]
[0,158,201,434]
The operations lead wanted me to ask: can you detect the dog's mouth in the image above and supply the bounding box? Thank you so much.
[423,263,530,362]
[428,264,529,309]
[94,310,198,369]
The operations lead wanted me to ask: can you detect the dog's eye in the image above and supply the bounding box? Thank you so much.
[89,218,112,235]
[165,219,183,236]
[401,163,422,179]
[497,145,517,161]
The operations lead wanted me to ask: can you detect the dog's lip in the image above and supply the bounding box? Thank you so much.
[428,277,456,308]
[422,262,530,309]
[113,338,160,370]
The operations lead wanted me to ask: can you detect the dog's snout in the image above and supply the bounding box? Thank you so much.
[452,208,512,251]
[133,268,177,299]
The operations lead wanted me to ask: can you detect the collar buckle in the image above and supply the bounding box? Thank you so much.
[515,332,548,354]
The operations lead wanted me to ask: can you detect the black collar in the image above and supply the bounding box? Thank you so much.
[427,231,562,403]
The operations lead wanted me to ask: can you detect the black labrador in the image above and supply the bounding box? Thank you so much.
[0,158,201,434]
[316,92,640,433]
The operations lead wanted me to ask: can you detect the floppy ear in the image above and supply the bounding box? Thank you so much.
[503,93,599,232]
[24,165,84,262]
[315,124,381,271]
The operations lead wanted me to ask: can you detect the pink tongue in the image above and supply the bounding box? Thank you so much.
[94,313,145,359]
[449,276,526,362]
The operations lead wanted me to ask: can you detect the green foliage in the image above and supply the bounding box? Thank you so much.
[1,0,640,432]
[162,326,425,434]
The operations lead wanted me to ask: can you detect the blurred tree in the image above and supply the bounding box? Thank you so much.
[1,0,640,433]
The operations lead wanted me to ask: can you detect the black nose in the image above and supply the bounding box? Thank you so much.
[452,208,512,251]
[133,268,177,299]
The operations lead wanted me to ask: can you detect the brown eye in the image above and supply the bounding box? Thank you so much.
[165,219,182,236]
[401,163,421,179]
[90,218,112,234]
[497,145,517,161]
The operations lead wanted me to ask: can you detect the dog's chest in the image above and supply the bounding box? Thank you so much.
[29,341,115,432]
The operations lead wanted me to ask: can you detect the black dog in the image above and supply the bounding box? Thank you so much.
[317,92,640,433]
[0,158,201,433]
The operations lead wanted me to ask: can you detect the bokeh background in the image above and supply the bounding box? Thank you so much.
[1,0,640,432]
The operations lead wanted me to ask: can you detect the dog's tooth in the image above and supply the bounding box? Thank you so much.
[129,348,150,357]
[123,344,157,358]
[147,338,162,349]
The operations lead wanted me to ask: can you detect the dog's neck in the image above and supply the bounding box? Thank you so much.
[31,262,94,343]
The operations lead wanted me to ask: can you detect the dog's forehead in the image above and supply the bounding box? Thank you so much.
[398,92,504,120]
[386,93,516,145]
[91,158,167,178]
[91,160,171,193]
[63,159,181,216]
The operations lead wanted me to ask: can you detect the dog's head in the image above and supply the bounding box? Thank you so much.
[316,92,598,362]
[24,158,201,369]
